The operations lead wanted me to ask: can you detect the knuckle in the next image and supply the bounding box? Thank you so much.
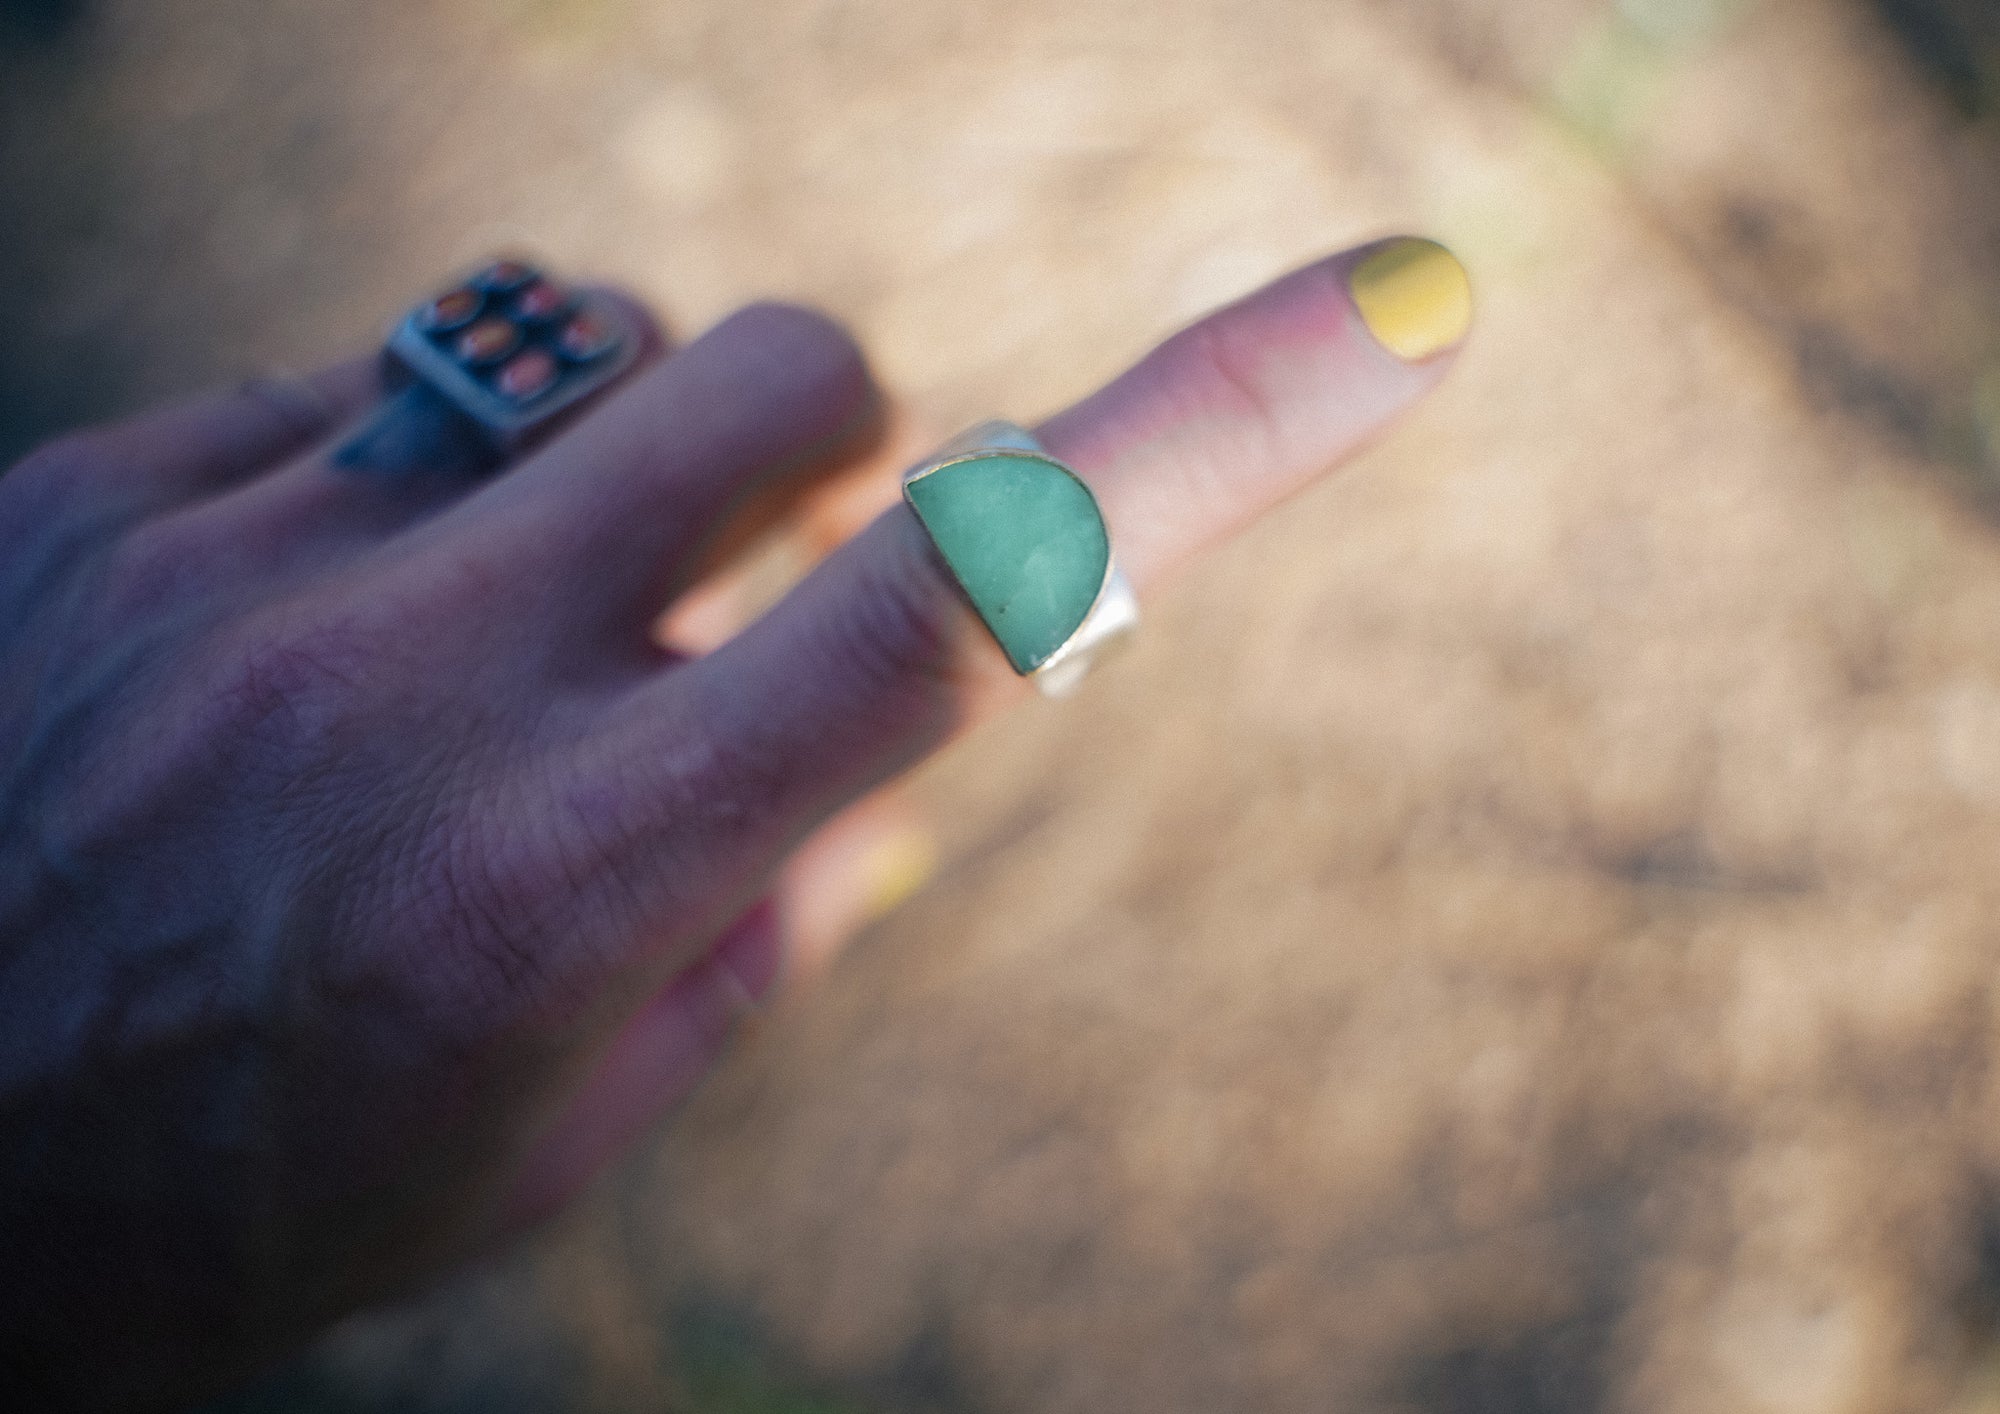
[664,709,787,842]
[190,603,378,756]
[1166,314,1286,455]
[421,815,562,1021]
[396,776,605,1032]
[560,716,732,921]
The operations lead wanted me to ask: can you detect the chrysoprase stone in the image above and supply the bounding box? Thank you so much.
[906,452,1110,673]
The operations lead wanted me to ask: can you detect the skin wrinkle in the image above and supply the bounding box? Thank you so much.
[278,814,538,1277]
[531,756,669,976]
[1163,314,1295,489]
[677,575,958,875]
[327,753,525,1042]
[835,513,978,707]
[527,710,790,1032]
[590,707,777,935]
[446,840,558,1025]
[31,613,350,898]
[475,759,648,986]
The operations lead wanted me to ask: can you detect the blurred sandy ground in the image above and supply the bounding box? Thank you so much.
[7,0,2000,1409]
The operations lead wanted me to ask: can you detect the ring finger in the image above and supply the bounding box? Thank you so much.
[142,274,673,598]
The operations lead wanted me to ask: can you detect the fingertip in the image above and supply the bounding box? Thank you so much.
[709,299,881,431]
[1339,236,1473,364]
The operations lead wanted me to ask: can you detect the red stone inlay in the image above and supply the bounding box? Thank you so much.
[557,311,619,362]
[473,259,538,293]
[416,287,482,333]
[496,348,559,402]
[455,317,521,366]
[513,280,570,323]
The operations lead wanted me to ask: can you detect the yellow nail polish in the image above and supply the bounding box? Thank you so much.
[1347,237,1472,362]
[861,829,937,923]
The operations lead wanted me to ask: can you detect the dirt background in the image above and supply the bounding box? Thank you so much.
[7,0,2000,1410]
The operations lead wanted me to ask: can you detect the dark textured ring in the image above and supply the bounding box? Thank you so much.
[335,258,642,479]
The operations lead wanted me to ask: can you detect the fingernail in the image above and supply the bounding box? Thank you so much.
[861,828,937,924]
[1346,237,1472,362]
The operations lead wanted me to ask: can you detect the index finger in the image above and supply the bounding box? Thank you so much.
[1043,238,1467,588]
[587,236,1470,916]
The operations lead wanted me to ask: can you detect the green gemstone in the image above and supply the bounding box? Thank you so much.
[905,452,1111,673]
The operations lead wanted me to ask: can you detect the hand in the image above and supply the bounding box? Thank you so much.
[0,238,1467,1409]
